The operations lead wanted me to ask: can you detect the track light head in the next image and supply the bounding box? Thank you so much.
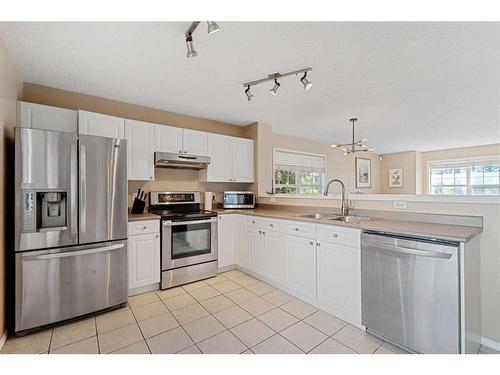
[270,79,281,96]
[186,36,198,58]
[245,85,254,101]
[300,72,312,90]
[207,21,220,35]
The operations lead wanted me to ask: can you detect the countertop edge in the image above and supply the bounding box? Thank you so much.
[214,209,482,243]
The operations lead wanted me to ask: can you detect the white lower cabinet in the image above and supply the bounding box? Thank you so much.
[263,230,283,285]
[283,234,317,301]
[235,215,249,269]
[317,240,362,326]
[218,215,235,268]
[128,224,160,292]
[247,227,263,275]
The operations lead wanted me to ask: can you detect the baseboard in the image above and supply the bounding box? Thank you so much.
[481,336,500,352]
[0,329,7,352]
[128,282,160,297]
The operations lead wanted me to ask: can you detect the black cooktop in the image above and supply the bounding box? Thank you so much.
[151,209,217,221]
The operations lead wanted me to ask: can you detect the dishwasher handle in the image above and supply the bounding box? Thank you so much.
[366,241,452,259]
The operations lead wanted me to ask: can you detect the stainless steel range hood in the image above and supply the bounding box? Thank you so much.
[154,152,210,170]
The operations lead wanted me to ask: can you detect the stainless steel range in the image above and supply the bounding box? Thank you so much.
[149,191,217,289]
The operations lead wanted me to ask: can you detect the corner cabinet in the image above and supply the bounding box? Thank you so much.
[200,133,254,183]
[78,110,125,139]
[128,220,160,295]
[125,119,155,181]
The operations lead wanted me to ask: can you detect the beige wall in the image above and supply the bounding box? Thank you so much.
[421,144,500,193]
[380,151,421,194]
[254,122,381,196]
[0,39,23,337]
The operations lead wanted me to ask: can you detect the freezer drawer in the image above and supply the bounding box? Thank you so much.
[361,232,460,354]
[15,240,128,332]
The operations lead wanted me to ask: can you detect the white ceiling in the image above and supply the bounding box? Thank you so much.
[0,22,499,153]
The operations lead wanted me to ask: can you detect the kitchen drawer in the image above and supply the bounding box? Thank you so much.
[316,224,360,248]
[283,220,316,239]
[128,220,159,236]
[263,218,284,233]
[248,216,266,229]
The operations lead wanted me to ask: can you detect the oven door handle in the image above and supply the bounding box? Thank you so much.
[163,218,216,226]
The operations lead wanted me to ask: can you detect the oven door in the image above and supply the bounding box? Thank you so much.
[161,218,218,270]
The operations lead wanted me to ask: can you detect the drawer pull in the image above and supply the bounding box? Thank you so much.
[309,241,314,245]
[252,220,255,224]
[269,223,274,227]
[295,227,299,231]
[316,242,321,247]
[258,230,262,234]
[333,233,338,238]
[143,226,147,230]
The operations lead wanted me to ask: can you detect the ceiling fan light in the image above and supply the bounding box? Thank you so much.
[207,21,220,35]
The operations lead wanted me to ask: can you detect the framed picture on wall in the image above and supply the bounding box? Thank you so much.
[355,157,371,188]
[389,168,404,187]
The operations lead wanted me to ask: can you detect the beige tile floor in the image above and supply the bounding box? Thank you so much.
[1,269,498,354]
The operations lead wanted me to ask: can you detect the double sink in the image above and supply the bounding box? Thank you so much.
[295,212,380,224]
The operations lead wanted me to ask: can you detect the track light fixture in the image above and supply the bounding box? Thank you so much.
[207,21,220,34]
[184,21,220,58]
[331,118,374,155]
[185,36,198,58]
[242,67,312,101]
[270,79,281,96]
[301,72,313,91]
[245,85,254,101]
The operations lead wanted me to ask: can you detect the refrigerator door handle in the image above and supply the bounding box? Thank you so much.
[23,243,125,261]
[80,143,87,233]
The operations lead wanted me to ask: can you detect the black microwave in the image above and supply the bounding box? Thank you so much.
[223,191,255,209]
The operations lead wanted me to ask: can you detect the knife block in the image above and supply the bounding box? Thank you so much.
[131,197,146,214]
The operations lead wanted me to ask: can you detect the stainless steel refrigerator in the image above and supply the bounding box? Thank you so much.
[14,128,128,333]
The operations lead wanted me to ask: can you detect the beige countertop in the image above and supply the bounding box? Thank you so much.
[128,212,160,222]
[213,208,482,243]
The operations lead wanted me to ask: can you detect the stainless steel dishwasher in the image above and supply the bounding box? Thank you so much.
[361,231,461,354]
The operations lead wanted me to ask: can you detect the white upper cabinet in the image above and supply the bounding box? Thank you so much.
[232,137,254,183]
[200,133,254,183]
[154,125,208,157]
[201,133,233,182]
[78,110,125,139]
[18,101,78,133]
[155,124,183,154]
[125,119,155,181]
[183,129,208,156]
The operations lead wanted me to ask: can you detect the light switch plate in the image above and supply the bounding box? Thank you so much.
[393,201,408,209]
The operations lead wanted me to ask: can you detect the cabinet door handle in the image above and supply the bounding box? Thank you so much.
[333,233,338,238]
[156,234,159,238]
[178,150,182,153]
[309,241,314,245]
[294,227,299,231]
[143,226,147,229]
[269,223,274,227]
[258,230,262,234]
[316,242,320,247]
[262,231,266,235]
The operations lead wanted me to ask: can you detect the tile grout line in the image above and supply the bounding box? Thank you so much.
[129,298,153,354]
[156,289,204,354]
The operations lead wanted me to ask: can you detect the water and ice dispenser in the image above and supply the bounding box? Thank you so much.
[22,191,68,232]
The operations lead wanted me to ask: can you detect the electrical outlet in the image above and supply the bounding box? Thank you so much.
[393,201,408,209]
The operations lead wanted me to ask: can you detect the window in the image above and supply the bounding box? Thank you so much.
[273,149,327,195]
[428,157,500,195]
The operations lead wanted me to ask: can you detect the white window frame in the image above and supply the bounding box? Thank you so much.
[272,148,327,196]
[427,155,500,195]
